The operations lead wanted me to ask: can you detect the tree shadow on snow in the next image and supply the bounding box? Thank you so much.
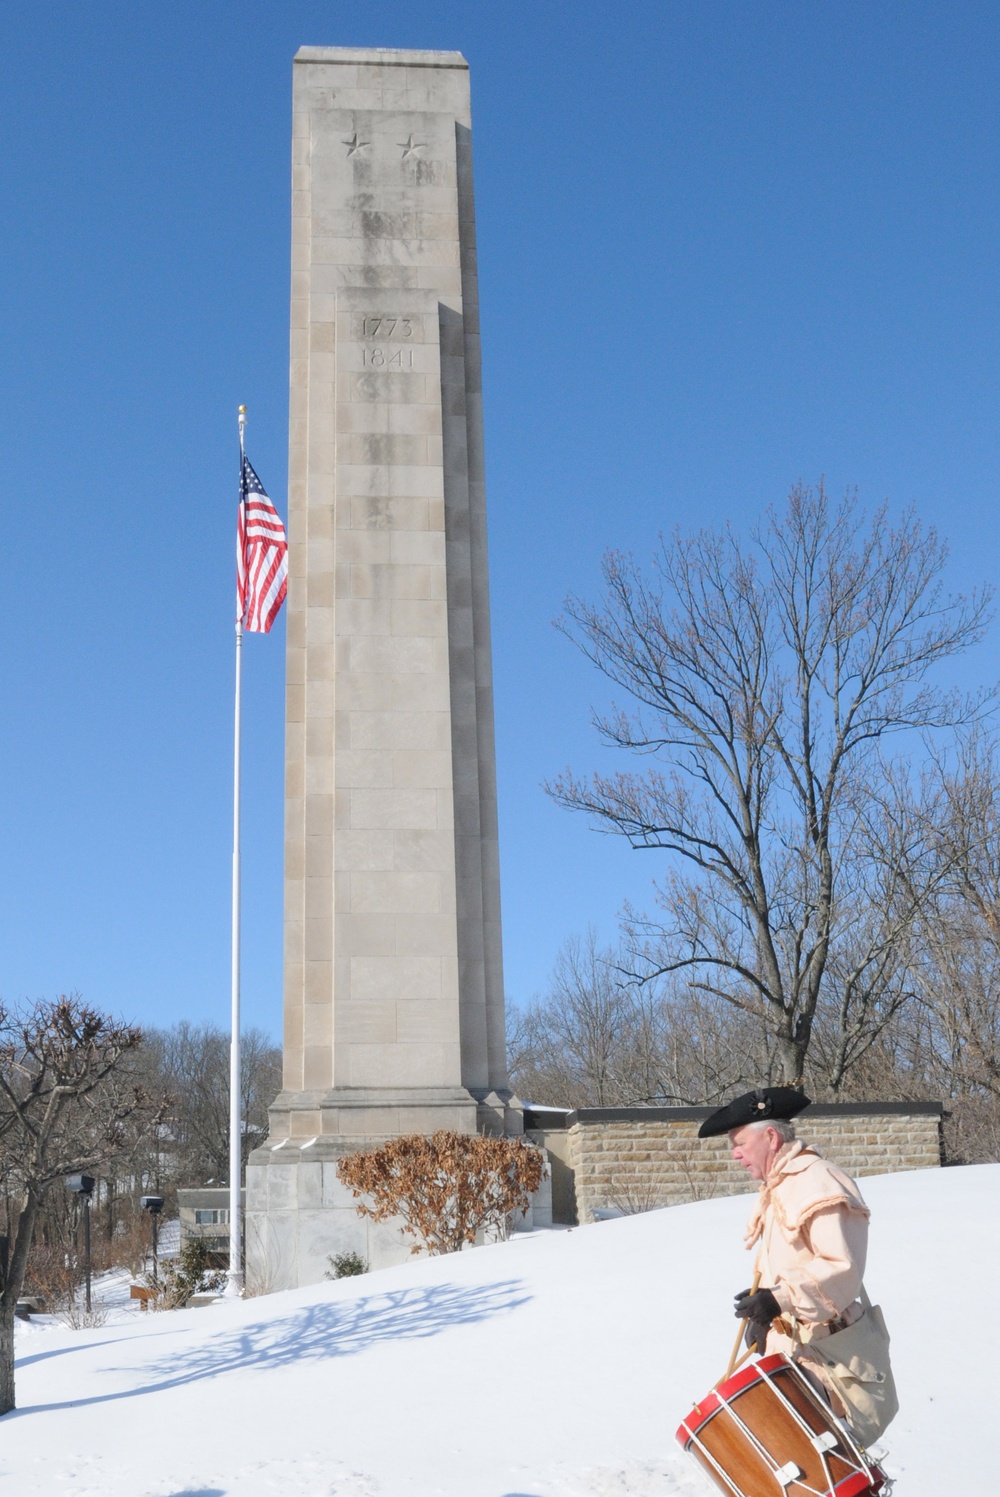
[16,1327,179,1371]
[163,1490,226,1496]
[19,1279,530,1417]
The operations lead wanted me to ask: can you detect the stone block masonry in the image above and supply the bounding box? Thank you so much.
[246,48,515,1291]
[525,1103,944,1225]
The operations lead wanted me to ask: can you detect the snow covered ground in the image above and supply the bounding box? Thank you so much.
[3,1163,985,1496]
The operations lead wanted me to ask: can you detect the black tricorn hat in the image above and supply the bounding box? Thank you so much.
[697,1086,811,1139]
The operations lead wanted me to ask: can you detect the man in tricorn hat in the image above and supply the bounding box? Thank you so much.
[699,1086,871,1405]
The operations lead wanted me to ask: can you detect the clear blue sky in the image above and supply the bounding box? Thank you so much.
[2,2,998,1038]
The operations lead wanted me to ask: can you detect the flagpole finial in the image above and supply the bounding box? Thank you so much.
[238,404,247,456]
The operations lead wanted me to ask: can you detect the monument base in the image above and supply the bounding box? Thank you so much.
[245,1087,527,1289]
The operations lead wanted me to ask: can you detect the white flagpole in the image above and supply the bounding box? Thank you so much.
[224,403,247,1297]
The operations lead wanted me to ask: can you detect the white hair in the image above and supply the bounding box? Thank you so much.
[745,1118,797,1143]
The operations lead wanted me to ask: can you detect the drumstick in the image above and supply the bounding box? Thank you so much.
[722,1268,761,1382]
[728,1344,757,1376]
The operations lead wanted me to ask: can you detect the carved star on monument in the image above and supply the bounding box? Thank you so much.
[343,133,371,156]
[398,134,426,158]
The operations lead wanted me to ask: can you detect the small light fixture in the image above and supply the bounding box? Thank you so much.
[140,1195,165,1283]
[66,1175,96,1311]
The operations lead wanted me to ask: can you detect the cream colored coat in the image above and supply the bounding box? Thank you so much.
[745,1140,870,1358]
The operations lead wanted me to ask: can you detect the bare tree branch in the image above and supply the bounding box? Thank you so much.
[548,483,992,1083]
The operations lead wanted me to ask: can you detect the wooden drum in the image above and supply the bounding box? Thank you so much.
[676,1354,886,1497]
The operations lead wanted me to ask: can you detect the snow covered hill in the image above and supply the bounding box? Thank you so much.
[3,1163,986,1496]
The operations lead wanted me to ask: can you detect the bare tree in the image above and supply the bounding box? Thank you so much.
[536,931,638,1104]
[653,988,773,1102]
[550,485,991,1084]
[507,933,768,1108]
[0,995,157,1415]
[914,734,1000,1116]
[806,768,953,1092]
[142,1022,281,1187]
[0,1018,280,1324]
[508,931,659,1107]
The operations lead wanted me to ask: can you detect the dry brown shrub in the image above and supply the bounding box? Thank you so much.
[337,1131,544,1255]
[21,1241,77,1314]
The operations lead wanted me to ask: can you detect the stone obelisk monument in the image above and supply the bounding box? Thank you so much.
[246,47,517,1288]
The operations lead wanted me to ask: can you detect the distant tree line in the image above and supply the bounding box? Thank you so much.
[135,1020,281,1193]
[511,486,1000,1162]
[0,997,280,1412]
[0,1014,279,1318]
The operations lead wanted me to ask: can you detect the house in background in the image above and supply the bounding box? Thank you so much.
[177,1188,245,1267]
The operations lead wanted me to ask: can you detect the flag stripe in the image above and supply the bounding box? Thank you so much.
[237,456,288,633]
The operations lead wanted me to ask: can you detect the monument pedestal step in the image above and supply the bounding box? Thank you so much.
[246,1086,528,1288]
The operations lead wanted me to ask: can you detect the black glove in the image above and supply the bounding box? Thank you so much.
[744,1318,770,1354]
[734,1286,781,1324]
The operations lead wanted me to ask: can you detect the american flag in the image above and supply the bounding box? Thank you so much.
[237,456,288,633]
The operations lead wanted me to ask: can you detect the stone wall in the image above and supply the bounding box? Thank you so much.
[525,1103,944,1226]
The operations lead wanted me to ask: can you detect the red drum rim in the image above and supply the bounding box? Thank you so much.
[676,1353,790,1446]
[836,1478,881,1497]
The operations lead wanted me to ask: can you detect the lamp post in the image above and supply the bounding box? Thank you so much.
[140,1195,164,1283]
[66,1174,95,1313]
